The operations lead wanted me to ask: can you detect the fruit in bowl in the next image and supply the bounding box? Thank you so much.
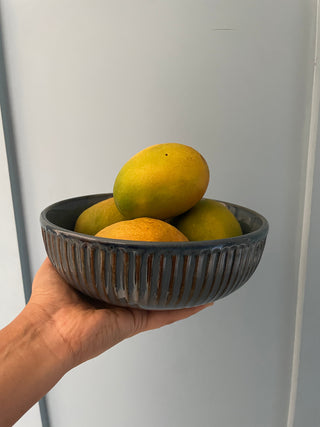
[113,143,210,220]
[73,143,244,243]
[171,199,243,241]
[40,143,269,309]
[74,197,126,236]
[96,217,188,242]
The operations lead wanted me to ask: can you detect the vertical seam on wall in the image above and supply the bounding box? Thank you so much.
[286,1,320,426]
[0,14,32,304]
[0,7,51,427]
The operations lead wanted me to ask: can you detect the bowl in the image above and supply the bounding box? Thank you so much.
[40,193,269,310]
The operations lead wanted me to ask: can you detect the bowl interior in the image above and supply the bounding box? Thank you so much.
[44,194,109,232]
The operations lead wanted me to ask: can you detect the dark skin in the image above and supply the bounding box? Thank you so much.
[0,258,212,426]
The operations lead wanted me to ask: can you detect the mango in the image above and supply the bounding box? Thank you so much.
[95,217,188,242]
[172,198,242,241]
[113,143,209,220]
[74,197,126,235]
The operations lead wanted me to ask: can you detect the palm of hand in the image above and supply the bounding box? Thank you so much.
[29,258,211,368]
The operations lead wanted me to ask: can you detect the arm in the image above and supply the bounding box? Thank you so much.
[0,259,212,426]
[0,305,70,426]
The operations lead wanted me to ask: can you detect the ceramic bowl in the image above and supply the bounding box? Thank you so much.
[40,193,268,309]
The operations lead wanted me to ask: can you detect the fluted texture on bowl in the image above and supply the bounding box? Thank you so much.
[40,194,268,309]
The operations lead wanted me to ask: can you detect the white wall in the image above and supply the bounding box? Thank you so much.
[0,1,318,426]
[294,115,320,427]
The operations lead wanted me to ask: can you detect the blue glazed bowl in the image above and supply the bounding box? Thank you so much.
[40,193,268,310]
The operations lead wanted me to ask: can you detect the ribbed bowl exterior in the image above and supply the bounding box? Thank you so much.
[40,194,268,309]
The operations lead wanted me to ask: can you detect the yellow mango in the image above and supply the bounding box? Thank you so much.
[74,197,126,235]
[172,198,242,241]
[113,143,209,219]
[95,217,188,242]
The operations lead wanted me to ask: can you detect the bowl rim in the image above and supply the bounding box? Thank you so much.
[40,193,269,249]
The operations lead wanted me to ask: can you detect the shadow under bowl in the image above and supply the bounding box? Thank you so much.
[40,193,269,310]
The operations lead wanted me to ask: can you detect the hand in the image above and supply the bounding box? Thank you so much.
[29,258,212,368]
[0,258,212,426]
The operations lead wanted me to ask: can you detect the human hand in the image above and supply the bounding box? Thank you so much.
[28,258,213,369]
[0,258,212,426]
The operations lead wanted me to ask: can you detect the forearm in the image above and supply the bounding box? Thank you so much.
[0,305,71,427]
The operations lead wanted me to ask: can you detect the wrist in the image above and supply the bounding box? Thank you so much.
[21,302,75,373]
[0,304,71,426]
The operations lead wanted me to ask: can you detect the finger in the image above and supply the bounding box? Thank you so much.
[142,303,213,332]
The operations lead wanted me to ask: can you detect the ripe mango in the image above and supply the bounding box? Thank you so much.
[95,217,188,242]
[113,143,209,220]
[172,198,242,241]
[74,197,126,235]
